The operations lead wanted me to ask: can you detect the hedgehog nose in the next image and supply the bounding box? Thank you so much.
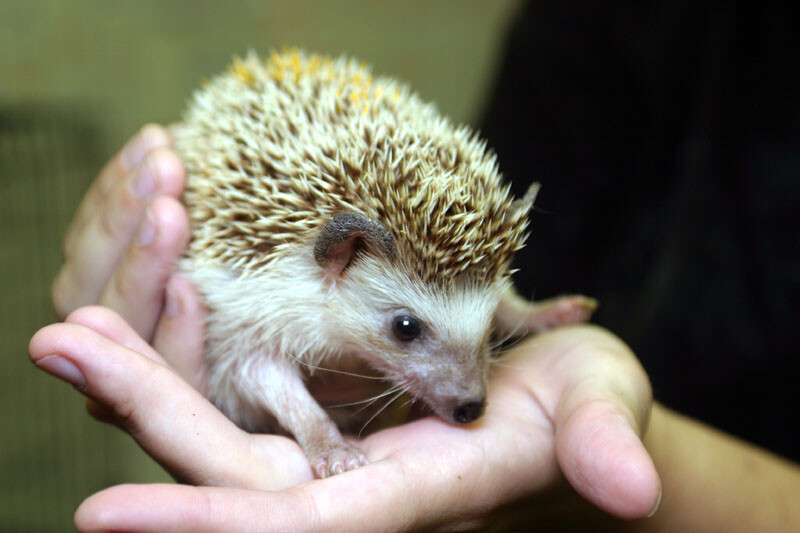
[453,400,485,424]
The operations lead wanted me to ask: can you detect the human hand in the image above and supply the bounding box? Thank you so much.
[30,306,660,531]
[51,124,206,389]
[44,125,309,491]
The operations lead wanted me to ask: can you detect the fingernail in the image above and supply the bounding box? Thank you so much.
[647,487,662,518]
[122,126,166,170]
[137,208,157,246]
[122,135,149,170]
[154,150,181,183]
[164,278,184,317]
[36,355,86,390]
[132,163,157,198]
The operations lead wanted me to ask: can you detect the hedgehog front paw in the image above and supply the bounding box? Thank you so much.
[308,442,368,478]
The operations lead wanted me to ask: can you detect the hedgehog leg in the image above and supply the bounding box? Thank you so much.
[495,288,598,338]
[230,353,368,478]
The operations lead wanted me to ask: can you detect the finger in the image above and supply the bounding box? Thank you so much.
[555,397,660,519]
[98,124,173,196]
[53,145,184,317]
[66,125,171,243]
[74,484,305,533]
[99,196,189,340]
[67,299,183,425]
[66,305,163,426]
[84,397,121,428]
[62,125,173,268]
[153,274,208,392]
[506,326,661,519]
[66,305,165,362]
[75,464,411,533]
[28,316,303,490]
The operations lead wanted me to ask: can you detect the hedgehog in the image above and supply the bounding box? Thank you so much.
[172,50,596,478]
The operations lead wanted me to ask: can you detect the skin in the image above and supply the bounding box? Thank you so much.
[635,406,800,532]
[36,125,800,531]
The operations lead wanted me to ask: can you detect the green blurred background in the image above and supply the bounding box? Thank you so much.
[0,1,520,530]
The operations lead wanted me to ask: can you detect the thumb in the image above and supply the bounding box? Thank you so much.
[556,396,661,519]
[549,332,661,519]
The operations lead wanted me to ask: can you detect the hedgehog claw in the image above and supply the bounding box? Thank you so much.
[309,443,368,478]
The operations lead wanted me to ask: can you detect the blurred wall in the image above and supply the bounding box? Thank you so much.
[1,0,519,146]
[0,1,520,530]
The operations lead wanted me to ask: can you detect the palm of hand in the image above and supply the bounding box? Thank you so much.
[32,306,657,531]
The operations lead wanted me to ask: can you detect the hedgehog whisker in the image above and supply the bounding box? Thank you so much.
[399,395,417,410]
[358,385,408,437]
[489,316,531,351]
[327,383,405,409]
[352,384,405,416]
[489,319,533,353]
[489,332,516,352]
[289,356,386,381]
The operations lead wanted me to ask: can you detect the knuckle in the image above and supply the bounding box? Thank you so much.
[112,388,138,428]
[98,164,150,243]
[109,264,137,304]
[85,399,116,425]
[111,364,156,428]
[104,245,176,325]
[92,174,115,205]
[97,200,121,240]
[115,363,172,431]
[98,189,136,242]
[109,249,163,305]
[88,170,112,202]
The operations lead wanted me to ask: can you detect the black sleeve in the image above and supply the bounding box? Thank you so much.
[480,0,800,461]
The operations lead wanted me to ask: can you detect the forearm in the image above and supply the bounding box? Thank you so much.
[630,403,800,532]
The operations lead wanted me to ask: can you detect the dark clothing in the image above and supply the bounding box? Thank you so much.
[480,1,799,461]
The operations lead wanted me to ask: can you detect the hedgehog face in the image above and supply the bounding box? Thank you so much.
[331,254,506,425]
[376,303,493,424]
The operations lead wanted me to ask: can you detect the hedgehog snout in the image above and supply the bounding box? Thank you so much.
[453,400,486,424]
[428,394,487,425]
[416,376,487,425]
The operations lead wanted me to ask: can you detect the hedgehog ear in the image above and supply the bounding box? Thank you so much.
[314,212,396,278]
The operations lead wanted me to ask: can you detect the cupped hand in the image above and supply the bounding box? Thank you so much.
[50,124,206,389]
[30,306,660,532]
[43,124,310,491]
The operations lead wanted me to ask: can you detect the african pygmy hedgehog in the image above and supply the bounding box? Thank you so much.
[172,50,595,478]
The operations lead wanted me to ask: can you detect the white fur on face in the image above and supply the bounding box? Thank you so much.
[330,256,507,418]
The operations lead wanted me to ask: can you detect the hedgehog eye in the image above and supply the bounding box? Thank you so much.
[392,314,422,342]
